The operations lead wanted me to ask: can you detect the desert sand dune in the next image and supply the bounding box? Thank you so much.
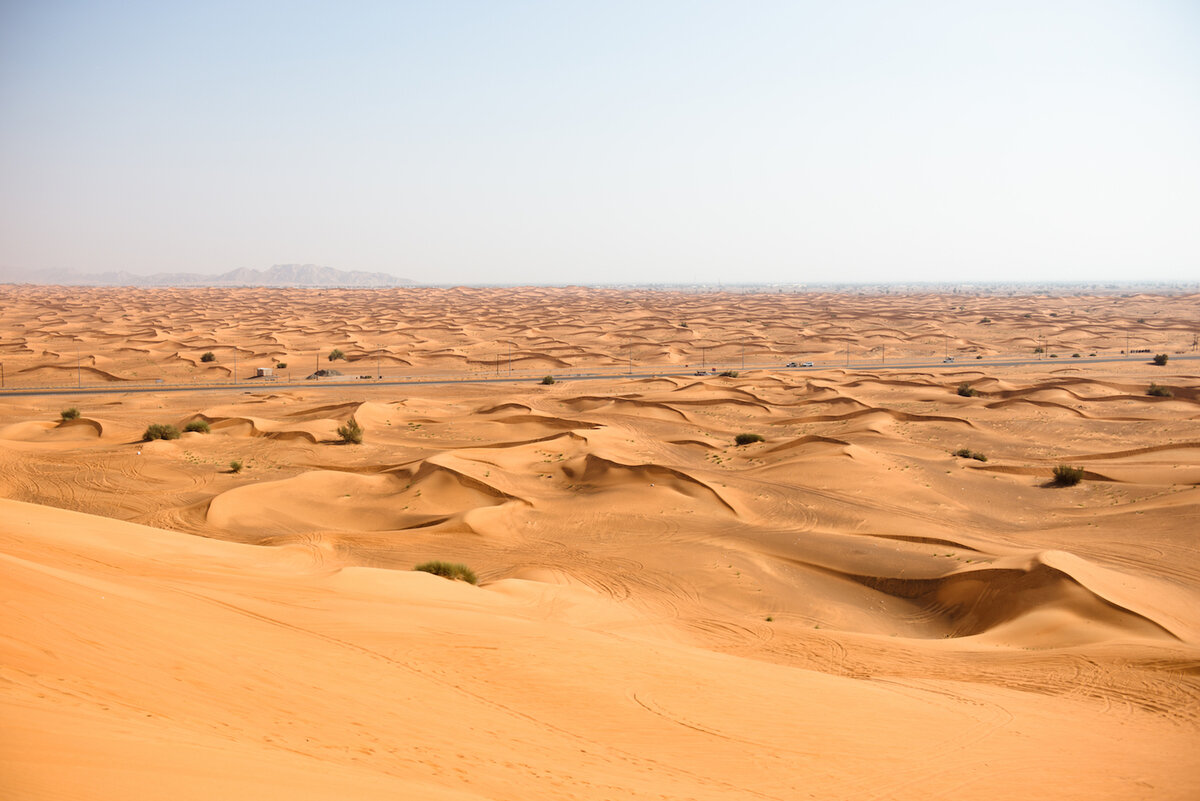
[781,405,978,427]
[2,285,1195,386]
[1067,442,1200,461]
[2,287,1199,799]
[0,417,103,442]
[196,414,328,441]
[766,433,853,454]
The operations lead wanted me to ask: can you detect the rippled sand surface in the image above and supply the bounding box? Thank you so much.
[2,286,1198,800]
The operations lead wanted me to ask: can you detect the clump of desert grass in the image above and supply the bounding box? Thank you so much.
[143,423,180,441]
[337,418,363,444]
[1052,465,1084,486]
[415,561,478,584]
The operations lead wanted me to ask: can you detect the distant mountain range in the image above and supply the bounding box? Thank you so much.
[15,264,416,288]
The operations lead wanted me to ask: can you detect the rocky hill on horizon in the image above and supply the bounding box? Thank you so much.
[9,263,415,288]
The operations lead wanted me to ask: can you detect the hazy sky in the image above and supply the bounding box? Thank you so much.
[2,1,1197,285]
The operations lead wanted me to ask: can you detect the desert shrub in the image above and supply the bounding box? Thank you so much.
[956,382,977,397]
[1033,346,1044,354]
[971,451,987,462]
[975,355,983,359]
[735,433,764,446]
[1071,353,1080,358]
[200,351,216,362]
[184,419,210,433]
[276,361,287,369]
[1049,354,1058,358]
[719,370,739,377]
[1153,353,1168,365]
[1147,383,1173,398]
[1052,465,1084,486]
[415,561,478,584]
[328,348,345,361]
[540,375,556,385]
[337,417,363,444]
[143,423,180,441]
[60,407,80,421]
[979,317,991,323]
[954,447,972,458]
[229,460,243,474]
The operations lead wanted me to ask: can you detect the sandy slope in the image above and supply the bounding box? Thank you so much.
[4,500,1197,801]
[2,287,1199,799]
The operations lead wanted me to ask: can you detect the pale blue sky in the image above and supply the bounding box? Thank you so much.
[1,1,1197,285]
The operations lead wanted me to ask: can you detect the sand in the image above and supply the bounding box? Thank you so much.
[0,285,1196,386]
[2,286,1199,799]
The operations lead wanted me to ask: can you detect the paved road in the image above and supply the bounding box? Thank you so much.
[0,354,1194,399]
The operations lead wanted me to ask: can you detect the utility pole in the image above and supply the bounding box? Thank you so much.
[77,346,81,388]
[1,362,4,388]
[741,343,745,371]
[882,344,885,364]
[845,340,849,366]
[628,340,632,374]
[233,349,237,384]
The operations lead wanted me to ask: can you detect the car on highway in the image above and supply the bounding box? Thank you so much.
[943,357,954,363]
[801,361,814,367]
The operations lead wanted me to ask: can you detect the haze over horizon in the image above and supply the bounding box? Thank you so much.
[2,1,1197,286]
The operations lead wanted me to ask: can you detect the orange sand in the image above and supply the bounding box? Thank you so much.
[2,286,1198,799]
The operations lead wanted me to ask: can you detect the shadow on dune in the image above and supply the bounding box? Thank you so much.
[847,558,1180,642]
[560,453,739,514]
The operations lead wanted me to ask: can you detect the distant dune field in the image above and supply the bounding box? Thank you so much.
[0,285,1196,387]
[2,286,1198,800]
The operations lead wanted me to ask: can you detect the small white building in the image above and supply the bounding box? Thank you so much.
[256,367,274,378]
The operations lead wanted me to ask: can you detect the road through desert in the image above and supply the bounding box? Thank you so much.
[2,286,1198,800]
